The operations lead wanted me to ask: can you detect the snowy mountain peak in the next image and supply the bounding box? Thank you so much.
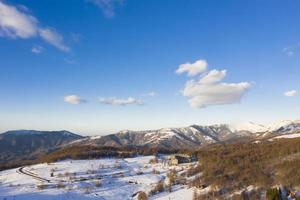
[230,121,267,133]
[267,120,300,133]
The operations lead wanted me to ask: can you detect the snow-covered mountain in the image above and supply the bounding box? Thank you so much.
[75,124,252,149]
[74,120,300,149]
[231,120,300,134]
[230,121,268,133]
[267,120,300,133]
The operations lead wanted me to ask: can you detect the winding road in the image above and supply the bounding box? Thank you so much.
[17,166,51,183]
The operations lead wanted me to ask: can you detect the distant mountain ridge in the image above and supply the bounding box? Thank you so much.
[0,130,83,164]
[74,120,300,149]
[74,124,240,149]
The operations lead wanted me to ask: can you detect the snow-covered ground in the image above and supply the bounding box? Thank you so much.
[273,133,300,139]
[268,132,300,141]
[0,156,195,200]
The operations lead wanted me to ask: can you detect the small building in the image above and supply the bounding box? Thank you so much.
[167,154,192,165]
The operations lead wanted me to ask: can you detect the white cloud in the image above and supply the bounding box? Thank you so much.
[143,91,158,97]
[31,45,43,54]
[0,1,37,38]
[176,59,208,77]
[98,97,144,106]
[177,60,251,108]
[284,90,297,97]
[0,1,69,52]
[199,69,226,84]
[87,0,124,18]
[38,28,69,52]
[64,95,87,105]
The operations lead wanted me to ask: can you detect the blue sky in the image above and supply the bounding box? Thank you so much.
[0,0,299,135]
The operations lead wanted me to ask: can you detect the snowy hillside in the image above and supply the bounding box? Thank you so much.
[0,156,196,200]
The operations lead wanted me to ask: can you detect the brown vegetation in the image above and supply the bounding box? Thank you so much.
[150,181,165,195]
[137,191,148,200]
[191,138,300,195]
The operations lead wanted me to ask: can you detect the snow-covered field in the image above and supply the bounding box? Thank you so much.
[0,156,195,200]
[273,133,300,139]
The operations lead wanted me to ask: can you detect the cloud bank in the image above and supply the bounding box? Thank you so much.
[0,1,69,52]
[176,60,251,108]
[98,97,144,106]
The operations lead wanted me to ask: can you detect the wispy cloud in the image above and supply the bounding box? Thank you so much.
[177,60,251,108]
[98,97,144,106]
[87,0,124,18]
[0,1,69,52]
[64,95,87,105]
[142,91,158,97]
[31,45,43,54]
[283,42,300,57]
[64,58,77,65]
[284,90,297,97]
[38,28,69,52]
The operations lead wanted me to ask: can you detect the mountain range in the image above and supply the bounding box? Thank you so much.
[1,120,300,164]
[73,120,300,148]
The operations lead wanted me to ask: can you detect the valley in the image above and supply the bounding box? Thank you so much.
[0,155,196,200]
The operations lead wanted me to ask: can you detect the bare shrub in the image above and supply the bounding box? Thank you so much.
[152,169,160,175]
[137,191,148,200]
[149,156,158,164]
[95,180,102,187]
[86,169,96,174]
[84,185,92,194]
[266,187,280,200]
[167,169,177,185]
[37,184,47,190]
[56,181,66,189]
[150,181,164,195]
[64,172,70,177]
[186,164,201,177]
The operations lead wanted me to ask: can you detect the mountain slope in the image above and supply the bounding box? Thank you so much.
[0,130,83,163]
[75,124,251,149]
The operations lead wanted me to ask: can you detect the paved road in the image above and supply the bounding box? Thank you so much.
[17,166,51,183]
